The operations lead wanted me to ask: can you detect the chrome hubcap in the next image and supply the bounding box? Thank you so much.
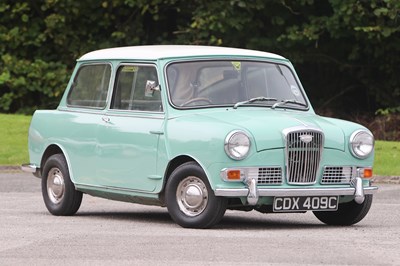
[176,176,208,217]
[47,167,65,204]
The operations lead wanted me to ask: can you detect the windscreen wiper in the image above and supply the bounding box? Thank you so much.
[271,99,307,109]
[233,97,277,109]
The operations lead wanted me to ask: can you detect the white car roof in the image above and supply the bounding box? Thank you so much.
[78,45,286,61]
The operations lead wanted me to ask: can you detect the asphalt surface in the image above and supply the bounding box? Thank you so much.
[0,170,399,265]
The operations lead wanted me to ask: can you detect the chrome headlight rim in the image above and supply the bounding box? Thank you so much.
[224,130,251,160]
[349,130,374,159]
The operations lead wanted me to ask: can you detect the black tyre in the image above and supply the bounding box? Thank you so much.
[313,195,373,226]
[165,162,227,228]
[41,154,82,216]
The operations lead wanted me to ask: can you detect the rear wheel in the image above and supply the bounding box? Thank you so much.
[165,162,227,228]
[313,195,373,225]
[41,154,82,216]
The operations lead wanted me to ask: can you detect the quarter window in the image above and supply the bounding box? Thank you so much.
[67,64,111,108]
[111,65,162,112]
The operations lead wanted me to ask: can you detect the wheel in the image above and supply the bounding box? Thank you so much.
[165,162,227,228]
[313,195,373,225]
[41,154,82,216]
[181,97,212,106]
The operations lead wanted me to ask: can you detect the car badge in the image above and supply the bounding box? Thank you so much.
[299,134,313,143]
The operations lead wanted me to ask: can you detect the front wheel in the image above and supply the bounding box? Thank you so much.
[41,154,83,216]
[165,162,227,228]
[313,195,373,225]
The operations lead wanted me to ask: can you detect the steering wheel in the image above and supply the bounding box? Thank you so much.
[181,97,213,106]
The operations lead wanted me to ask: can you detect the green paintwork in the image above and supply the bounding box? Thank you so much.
[27,48,375,206]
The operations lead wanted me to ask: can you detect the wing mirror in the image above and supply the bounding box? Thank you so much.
[145,80,160,97]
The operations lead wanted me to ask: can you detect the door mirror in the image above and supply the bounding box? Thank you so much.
[145,80,160,97]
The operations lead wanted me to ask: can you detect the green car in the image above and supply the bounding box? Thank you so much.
[22,45,377,228]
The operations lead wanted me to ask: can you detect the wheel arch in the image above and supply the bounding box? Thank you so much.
[162,156,227,228]
[40,144,75,183]
[163,155,197,183]
[160,155,204,201]
[40,144,64,171]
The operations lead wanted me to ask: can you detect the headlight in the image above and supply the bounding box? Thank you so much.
[349,130,374,159]
[224,130,251,160]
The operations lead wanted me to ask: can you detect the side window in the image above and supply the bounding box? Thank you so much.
[67,64,111,108]
[111,65,162,112]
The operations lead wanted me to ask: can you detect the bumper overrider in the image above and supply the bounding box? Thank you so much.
[215,172,378,206]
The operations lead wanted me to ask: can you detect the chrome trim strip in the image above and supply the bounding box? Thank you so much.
[59,108,165,119]
[215,186,378,197]
[74,183,158,194]
[106,111,165,117]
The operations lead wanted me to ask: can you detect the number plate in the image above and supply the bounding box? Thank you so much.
[273,196,338,212]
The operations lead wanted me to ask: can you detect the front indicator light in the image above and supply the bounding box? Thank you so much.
[227,170,241,180]
[361,168,373,178]
[220,168,245,182]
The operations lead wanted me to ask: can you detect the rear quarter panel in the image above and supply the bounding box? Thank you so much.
[29,109,101,184]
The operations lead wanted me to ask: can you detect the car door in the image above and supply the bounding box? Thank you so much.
[95,64,165,192]
[63,63,112,185]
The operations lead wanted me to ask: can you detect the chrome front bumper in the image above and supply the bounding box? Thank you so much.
[215,177,378,205]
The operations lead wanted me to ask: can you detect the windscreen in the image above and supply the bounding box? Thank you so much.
[166,60,307,109]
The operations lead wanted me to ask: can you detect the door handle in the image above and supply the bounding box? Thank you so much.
[102,116,111,123]
[150,130,164,135]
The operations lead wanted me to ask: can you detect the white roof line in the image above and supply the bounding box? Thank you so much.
[78,45,286,61]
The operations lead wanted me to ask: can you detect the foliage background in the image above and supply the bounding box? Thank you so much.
[0,0,399,138]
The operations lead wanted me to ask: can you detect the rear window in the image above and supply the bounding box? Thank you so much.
[67,64,111,108]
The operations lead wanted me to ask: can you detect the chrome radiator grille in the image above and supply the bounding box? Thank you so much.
[321,166,353,184]
[285,130,324,184]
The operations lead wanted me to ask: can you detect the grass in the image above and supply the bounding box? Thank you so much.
[374,141,400,176]
[0,114,31,165]
[0,114,398,176]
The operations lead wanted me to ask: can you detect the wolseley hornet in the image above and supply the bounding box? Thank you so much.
[22,45,377,228]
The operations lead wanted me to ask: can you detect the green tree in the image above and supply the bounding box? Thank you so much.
[0,0,399,115]
[0,0,185,113]
[179,0,400,115]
